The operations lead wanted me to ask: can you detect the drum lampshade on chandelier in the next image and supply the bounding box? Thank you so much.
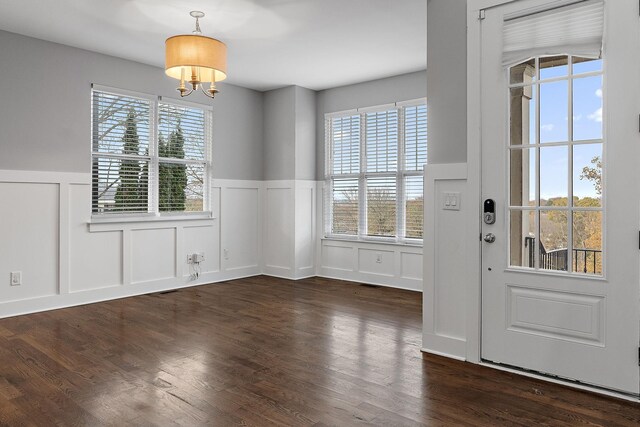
[165,11,227,99]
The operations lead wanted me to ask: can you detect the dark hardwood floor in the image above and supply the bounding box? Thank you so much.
[0,275,638,426]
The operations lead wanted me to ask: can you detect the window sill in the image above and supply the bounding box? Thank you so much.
[89,213,215,232]
[322,236,423,249]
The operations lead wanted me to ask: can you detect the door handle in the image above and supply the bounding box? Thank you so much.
[483,233,496,243]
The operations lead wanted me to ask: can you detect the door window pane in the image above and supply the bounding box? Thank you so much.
[540,55,568,80]
[510,86,536,146]
[540,210,569,272]
[573,57,603,75]
[540,80,568,143]
[572,211,603,275]
[510,148,536,207]
[573,143,602,207]
[573,75,603,141]
[510,210,536,268]
[540,146,568,206]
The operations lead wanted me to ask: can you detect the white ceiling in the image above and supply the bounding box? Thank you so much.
[0,0,427,92]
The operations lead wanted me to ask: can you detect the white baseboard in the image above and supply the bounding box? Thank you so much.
[0,268,260,319]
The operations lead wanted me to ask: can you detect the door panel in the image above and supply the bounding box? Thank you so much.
[480,0,640,394]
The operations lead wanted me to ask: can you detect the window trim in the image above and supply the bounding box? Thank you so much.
[324,98,426,245]
[90,84,214,222]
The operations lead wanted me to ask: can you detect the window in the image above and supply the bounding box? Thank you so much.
[91,87,212,217]
[508,55,603,275]
[325,99,427,243]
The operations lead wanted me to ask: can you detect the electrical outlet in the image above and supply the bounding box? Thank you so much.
[10,271,21,286]
[188,253,205,264]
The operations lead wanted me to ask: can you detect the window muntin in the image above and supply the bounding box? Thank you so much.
[508,56,603,276]
[91,88,212,217]
[325,100,426,243]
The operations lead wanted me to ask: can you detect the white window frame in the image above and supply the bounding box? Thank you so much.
[91,85,213,222]
[324,98,426,245]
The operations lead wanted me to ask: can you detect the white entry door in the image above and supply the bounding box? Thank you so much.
[480,0,640,395]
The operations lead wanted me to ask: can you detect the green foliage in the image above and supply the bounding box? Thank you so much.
[158,125,188,212]
[580,156,602,196]
[114,109,143,211]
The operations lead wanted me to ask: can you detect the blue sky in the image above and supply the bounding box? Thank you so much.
[522,58,603,201]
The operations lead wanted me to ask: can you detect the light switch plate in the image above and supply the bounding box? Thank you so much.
[443,192,461,211]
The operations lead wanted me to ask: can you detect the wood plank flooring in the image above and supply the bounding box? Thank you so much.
[0,275,638,426]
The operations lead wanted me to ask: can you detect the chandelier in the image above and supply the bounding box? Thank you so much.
[165,11,227,98]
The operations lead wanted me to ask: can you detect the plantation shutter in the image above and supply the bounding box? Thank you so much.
[91,90,152,214]
[502,0,604,67]
[404,104,427,171]
[324,99,426,241]
[365,109,399,173]
[158,101,210,212]
[330,115,360,175]
[404,175,424,239]
[331,178,359,235]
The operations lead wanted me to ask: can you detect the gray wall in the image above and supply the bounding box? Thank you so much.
[0,29,430,182]
[426,0,467,164]
[294,86,317,180]
[263,86,296,180]
[0,30,264,180]
[315,70,427,180]
[263,85,317,181]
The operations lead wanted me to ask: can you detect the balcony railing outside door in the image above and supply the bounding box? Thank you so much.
[524,237,601,274]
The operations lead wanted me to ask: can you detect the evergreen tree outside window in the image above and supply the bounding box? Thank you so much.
[91,87,212,217]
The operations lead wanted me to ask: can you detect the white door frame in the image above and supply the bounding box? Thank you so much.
[465,0,518,364]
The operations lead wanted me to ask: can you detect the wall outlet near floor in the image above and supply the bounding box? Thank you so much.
[10,271,21,286]
[187,253,205,264]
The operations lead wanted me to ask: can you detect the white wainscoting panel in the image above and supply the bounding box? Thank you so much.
[262,180,317,280]
[294,182,316,279]
[0,182,59,302]
[183,225,219,276]
[69,184,122,292]
[264,185,294,275]
[358,248,395,277]
[220,185,260,272]
[315,181,423,291]
[131,228,177,284]
[0,172,264,319]
[423,163,468,360]
[401,252,423,280]
[319,239,423,291]
[321,244,354,272]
